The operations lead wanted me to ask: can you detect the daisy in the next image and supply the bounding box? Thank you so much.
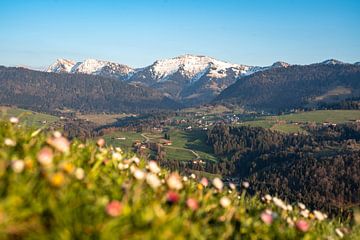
[212,177,223,191]
[220,196,231,208]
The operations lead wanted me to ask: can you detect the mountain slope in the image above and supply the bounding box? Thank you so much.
[46,55,289,106]
[46,59,135,81]
[127,54,278,105]
[214,62,360,112]
[0,66,180,113]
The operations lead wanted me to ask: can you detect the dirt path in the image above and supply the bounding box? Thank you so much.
[141,133,200,160]
[163,146,200,159]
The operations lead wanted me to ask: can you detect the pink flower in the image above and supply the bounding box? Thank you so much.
[97,138,105,147]
[167,173,183,190]
[166,191,180,204]
[295,220,309,232]
[37,147,54,166]
[106,200,122,217]
[200,177,209,187]
[260,212,273,225]
[47,137,70,153]
[186,198,199,211]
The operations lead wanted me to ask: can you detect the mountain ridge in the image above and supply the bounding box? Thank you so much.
[45,54,291,105]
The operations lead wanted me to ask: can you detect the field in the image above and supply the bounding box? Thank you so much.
[103,128,218,162]
[102,131,145,149]
[76,113,134,125]
[241,110,360,133]
[0,106,59,127]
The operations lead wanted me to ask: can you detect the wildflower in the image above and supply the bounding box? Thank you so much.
[146,173,161,189]
[287,204,293,212]
[50,172,65,187]
[47,136,70,153]
[166,191,180,204]
[77,143,85,149]
[183,176,188,182]
[260,211,273,225]
[74,168,85,180]
[197,184,203,190]
[295,220,309,232]
[300,209,310,218]
[186,198,199,211]
[242,181,250,189]
[112,152,122,161]
[190,173,196,179]
[24,158,33,170]
[313,210,326,221]
[167,173,183,190]
[212,177,223,191]
[106,200,122,217]
[272,197,287,210]
[9,117,19,124]
[96,138,105,147]
[61,162,75,174]
[133,169,145,180]
[298,202,306,210]
[200,177,209,187]
[220,196,231,208]
[264,194,272,202]
[335,228,344,238]
[148,161,160,174]
[37,147,54,166]
[4,138,16,147]
[118,163,129,170]
[115,147,122,153]
[229,183,236,190]
[12,160,25,173]
[53,131,62,138]
[130,156,140,165]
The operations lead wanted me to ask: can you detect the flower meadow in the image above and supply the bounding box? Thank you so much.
[0,119,359,239]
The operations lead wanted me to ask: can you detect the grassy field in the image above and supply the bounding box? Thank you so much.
[241,110,360,133]
[103,128,218,162]
[273,110,360,123]
[165,129,217,162]
[103,131,145,149]
[76,113,134,125]
[0,106,59,127]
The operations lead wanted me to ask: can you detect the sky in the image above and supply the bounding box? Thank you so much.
[0,0,359,69]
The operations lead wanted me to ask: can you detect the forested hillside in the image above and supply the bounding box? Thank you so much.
[0,66,180,114]
[204,124,360,215]
[215,64,360,112]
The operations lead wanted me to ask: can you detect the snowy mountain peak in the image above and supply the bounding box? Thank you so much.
[46,59,76,73]
[150,54,247,82]
[271,61,290,68]
[46,59,134,80]
[321,59,344,65]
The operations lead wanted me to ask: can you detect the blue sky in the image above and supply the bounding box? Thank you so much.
[0,0,359,68]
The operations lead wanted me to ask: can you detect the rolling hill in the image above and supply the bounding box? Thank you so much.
[0,66,180,114]
[214,62,360,112]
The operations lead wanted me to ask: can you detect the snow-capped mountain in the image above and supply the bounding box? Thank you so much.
[46,59,76,73]
[321,59,345,65]
[141,54,250,83]
[45,55,291,105]
[46,59,135,80]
